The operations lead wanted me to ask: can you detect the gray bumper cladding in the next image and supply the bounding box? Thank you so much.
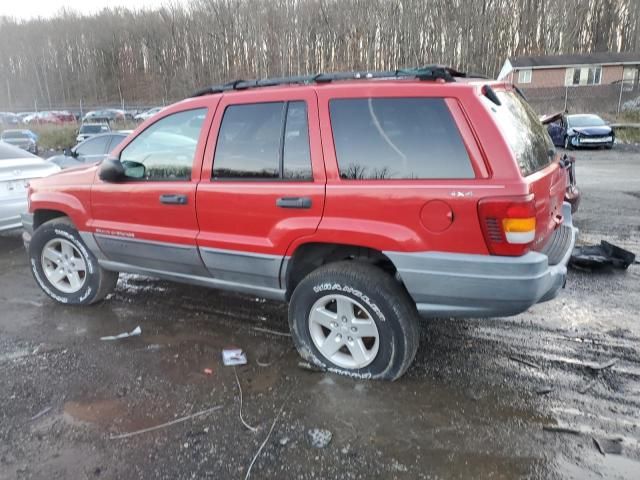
[386,203,578,318]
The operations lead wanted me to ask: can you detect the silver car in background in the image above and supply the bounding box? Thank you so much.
[1,129,39,154]
[0,142,60,232]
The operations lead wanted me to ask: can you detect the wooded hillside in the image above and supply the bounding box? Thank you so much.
[0,0,638,109]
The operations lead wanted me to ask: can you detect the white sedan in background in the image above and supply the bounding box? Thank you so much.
[0,142,60,232]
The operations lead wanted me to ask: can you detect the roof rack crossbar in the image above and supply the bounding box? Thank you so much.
[191,65,467,97]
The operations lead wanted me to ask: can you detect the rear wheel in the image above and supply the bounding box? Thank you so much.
[29,218,118,305]
[288,261,420,380]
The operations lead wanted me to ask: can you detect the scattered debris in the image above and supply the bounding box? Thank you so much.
[584,359,617,371]
[578,379,598,394]
[203,368,213,375]
[535,386,554,395]
[244,397,288,480]
[222,349,247,366]
[252,326,291,338]
[570,241,636,271]
[308,428,333,448]
[593,437,606,456]
[297,361,325,373]
[109,405,223,440]
[543,425,581,435]
[278,436,290,446]
[256,359,272,368]
[100,326,141,341]
[30,406,52,421]
[593,437,623,455]
[508,355,542,370]
[233,367,259,433]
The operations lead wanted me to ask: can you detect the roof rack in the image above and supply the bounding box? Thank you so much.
[192,65,468,97]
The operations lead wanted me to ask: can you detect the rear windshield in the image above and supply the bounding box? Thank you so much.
[0,142,34,159]
[492,91,554,177]
[80,124,107,134]
[1,131,27,139]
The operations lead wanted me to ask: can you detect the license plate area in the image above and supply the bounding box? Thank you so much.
[2,179,28,194]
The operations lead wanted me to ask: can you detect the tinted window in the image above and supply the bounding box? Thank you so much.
[330,98,473,180]
[283,102,312,180]
[213,101,312,180]
[107,134,126,152]
[76,136,110,156]
[492,92,554,177]
[213,102,284,179]
[1,131,28,139]
[120,108,207,181]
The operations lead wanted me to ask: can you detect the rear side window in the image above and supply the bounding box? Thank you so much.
[213,101,312,180]
[329,98,473,180]
[492,91,554,176]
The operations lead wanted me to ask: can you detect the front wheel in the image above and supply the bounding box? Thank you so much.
[288,261,420,380]
[564,136,574,150]
[29,218,118,305]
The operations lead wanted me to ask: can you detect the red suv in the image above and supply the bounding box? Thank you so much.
[22,67,577,380]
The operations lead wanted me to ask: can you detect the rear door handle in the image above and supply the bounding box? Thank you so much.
[160,194,188,205]
[276,197,312,209]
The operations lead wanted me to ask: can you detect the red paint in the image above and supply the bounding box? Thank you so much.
[28,79,566,260]
[420,200,454,233]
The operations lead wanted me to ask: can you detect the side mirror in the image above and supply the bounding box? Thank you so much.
[121,160,146,180]
[99,157,125,182]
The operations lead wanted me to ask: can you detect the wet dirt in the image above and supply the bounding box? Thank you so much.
[1,149,639,479]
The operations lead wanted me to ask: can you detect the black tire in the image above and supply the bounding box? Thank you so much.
[288,261,420,381]
[29,218,118,305]
[605,143,613,150]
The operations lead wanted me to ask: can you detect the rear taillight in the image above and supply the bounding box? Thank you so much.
[478,195,536,256]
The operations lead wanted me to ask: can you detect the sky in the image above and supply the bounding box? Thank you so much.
[0,0,173,20]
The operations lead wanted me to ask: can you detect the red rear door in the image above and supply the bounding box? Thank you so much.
[196,87,325,292]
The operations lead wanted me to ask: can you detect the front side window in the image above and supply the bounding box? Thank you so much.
[119,108,207,181]
[213,101,312,180]
[329,98,474,180]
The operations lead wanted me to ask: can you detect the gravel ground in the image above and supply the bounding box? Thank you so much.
[1,148,639,480]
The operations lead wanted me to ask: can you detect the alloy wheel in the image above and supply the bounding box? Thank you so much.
[41,238,87,293]
[308,294,380,369]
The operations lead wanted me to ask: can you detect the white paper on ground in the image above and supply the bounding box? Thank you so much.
[100,326,142,341]
[222,348,247,366]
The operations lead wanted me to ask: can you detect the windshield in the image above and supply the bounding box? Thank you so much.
[568,115,606,128]
[80,125,107,134]
[491,91,555,177]
[1,131,28,139]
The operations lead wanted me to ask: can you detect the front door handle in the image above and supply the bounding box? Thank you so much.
[160,194,188,205]
[276,197,312,209]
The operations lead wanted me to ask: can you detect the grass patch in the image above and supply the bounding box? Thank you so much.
[30,124,78,151]
[615,126,640,144]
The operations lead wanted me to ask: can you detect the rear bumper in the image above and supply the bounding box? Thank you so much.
[386,203,578,318]
[0,197,28,232]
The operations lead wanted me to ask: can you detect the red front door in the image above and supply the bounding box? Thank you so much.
[89,100,216,275]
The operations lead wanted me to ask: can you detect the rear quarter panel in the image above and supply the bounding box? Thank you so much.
[293,82,526,255]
